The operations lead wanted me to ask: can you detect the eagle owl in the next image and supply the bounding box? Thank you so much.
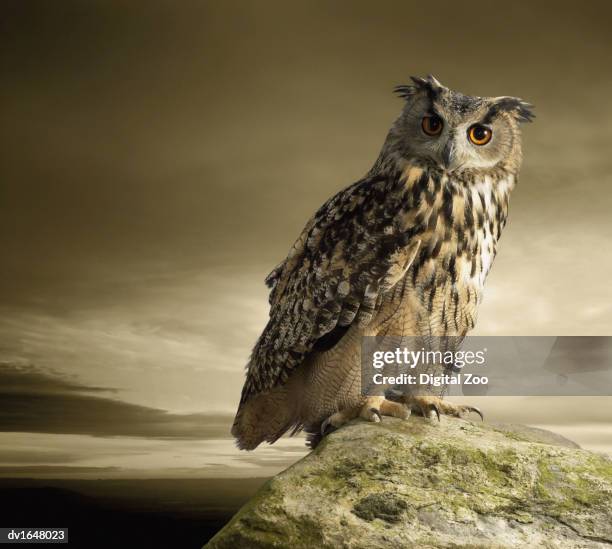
[232,75,533,450]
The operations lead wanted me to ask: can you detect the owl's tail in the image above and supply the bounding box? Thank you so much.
[231,385,298,450]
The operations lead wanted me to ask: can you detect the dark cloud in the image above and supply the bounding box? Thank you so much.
[0,363,117,394]
[0,450,81,465]
[0,466,122,476]
[0,364,232,439]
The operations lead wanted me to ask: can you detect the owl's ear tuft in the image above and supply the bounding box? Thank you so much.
[393,84,418,99]
[490,96,535,123]
[394,75,445,100]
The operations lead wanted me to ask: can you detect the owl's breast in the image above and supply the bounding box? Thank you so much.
[374,171,513,338]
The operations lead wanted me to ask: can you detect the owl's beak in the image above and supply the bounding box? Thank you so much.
[441,140,458,171]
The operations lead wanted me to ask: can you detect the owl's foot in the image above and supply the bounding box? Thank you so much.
[407,395,483,422]
[320,396,409,436]
[320,407,358,436]
[359,395,410,424]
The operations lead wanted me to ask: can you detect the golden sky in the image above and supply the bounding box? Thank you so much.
[1,0,612,478]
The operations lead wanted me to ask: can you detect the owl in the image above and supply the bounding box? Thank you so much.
[232,75,533,450]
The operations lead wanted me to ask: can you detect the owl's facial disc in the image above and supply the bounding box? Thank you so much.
[415,109,504,173]
[394,78,534,175]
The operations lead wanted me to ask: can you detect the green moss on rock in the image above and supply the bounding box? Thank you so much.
[352,492,409,523]
[205,418,612,549]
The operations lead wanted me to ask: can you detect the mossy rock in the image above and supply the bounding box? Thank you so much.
[352,492,409,522]
[205,417,612,548]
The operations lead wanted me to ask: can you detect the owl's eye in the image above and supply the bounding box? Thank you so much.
[468,124,492,145]
[421,115,443,136]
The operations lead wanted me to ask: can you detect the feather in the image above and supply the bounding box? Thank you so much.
[238,169,425,404]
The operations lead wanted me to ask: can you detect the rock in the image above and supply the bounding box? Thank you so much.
[205,417,612,548]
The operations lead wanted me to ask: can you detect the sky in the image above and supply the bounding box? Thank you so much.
[1,0,612,478]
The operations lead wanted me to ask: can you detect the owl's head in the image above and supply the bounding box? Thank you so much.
[390,75,534,174]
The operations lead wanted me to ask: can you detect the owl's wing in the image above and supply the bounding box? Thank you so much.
[239,170,423,404]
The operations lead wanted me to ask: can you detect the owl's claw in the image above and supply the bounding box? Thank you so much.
[319,397,409,439]
[320,408,355,436]
[427,402,441,422]
[407,396,484,422]
[461,405,484,421]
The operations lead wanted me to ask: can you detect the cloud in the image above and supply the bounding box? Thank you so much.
[0,267,268,415]
[0,363,232,439]
[0,432,309,479]
[0,466,122,477]
[0,450,81,465]
[0,362,116,394]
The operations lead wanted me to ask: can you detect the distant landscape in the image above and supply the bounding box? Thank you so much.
[0,478,267,548]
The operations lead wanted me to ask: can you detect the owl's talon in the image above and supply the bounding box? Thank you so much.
[462,406,484,421]
[408,396,483,422]
[428,403,441,422]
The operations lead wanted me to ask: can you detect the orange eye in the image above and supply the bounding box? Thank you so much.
[468,124,492,145]
[421,115,443,136]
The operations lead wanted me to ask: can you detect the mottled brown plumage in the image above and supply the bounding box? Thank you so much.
[232,75,533,450]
